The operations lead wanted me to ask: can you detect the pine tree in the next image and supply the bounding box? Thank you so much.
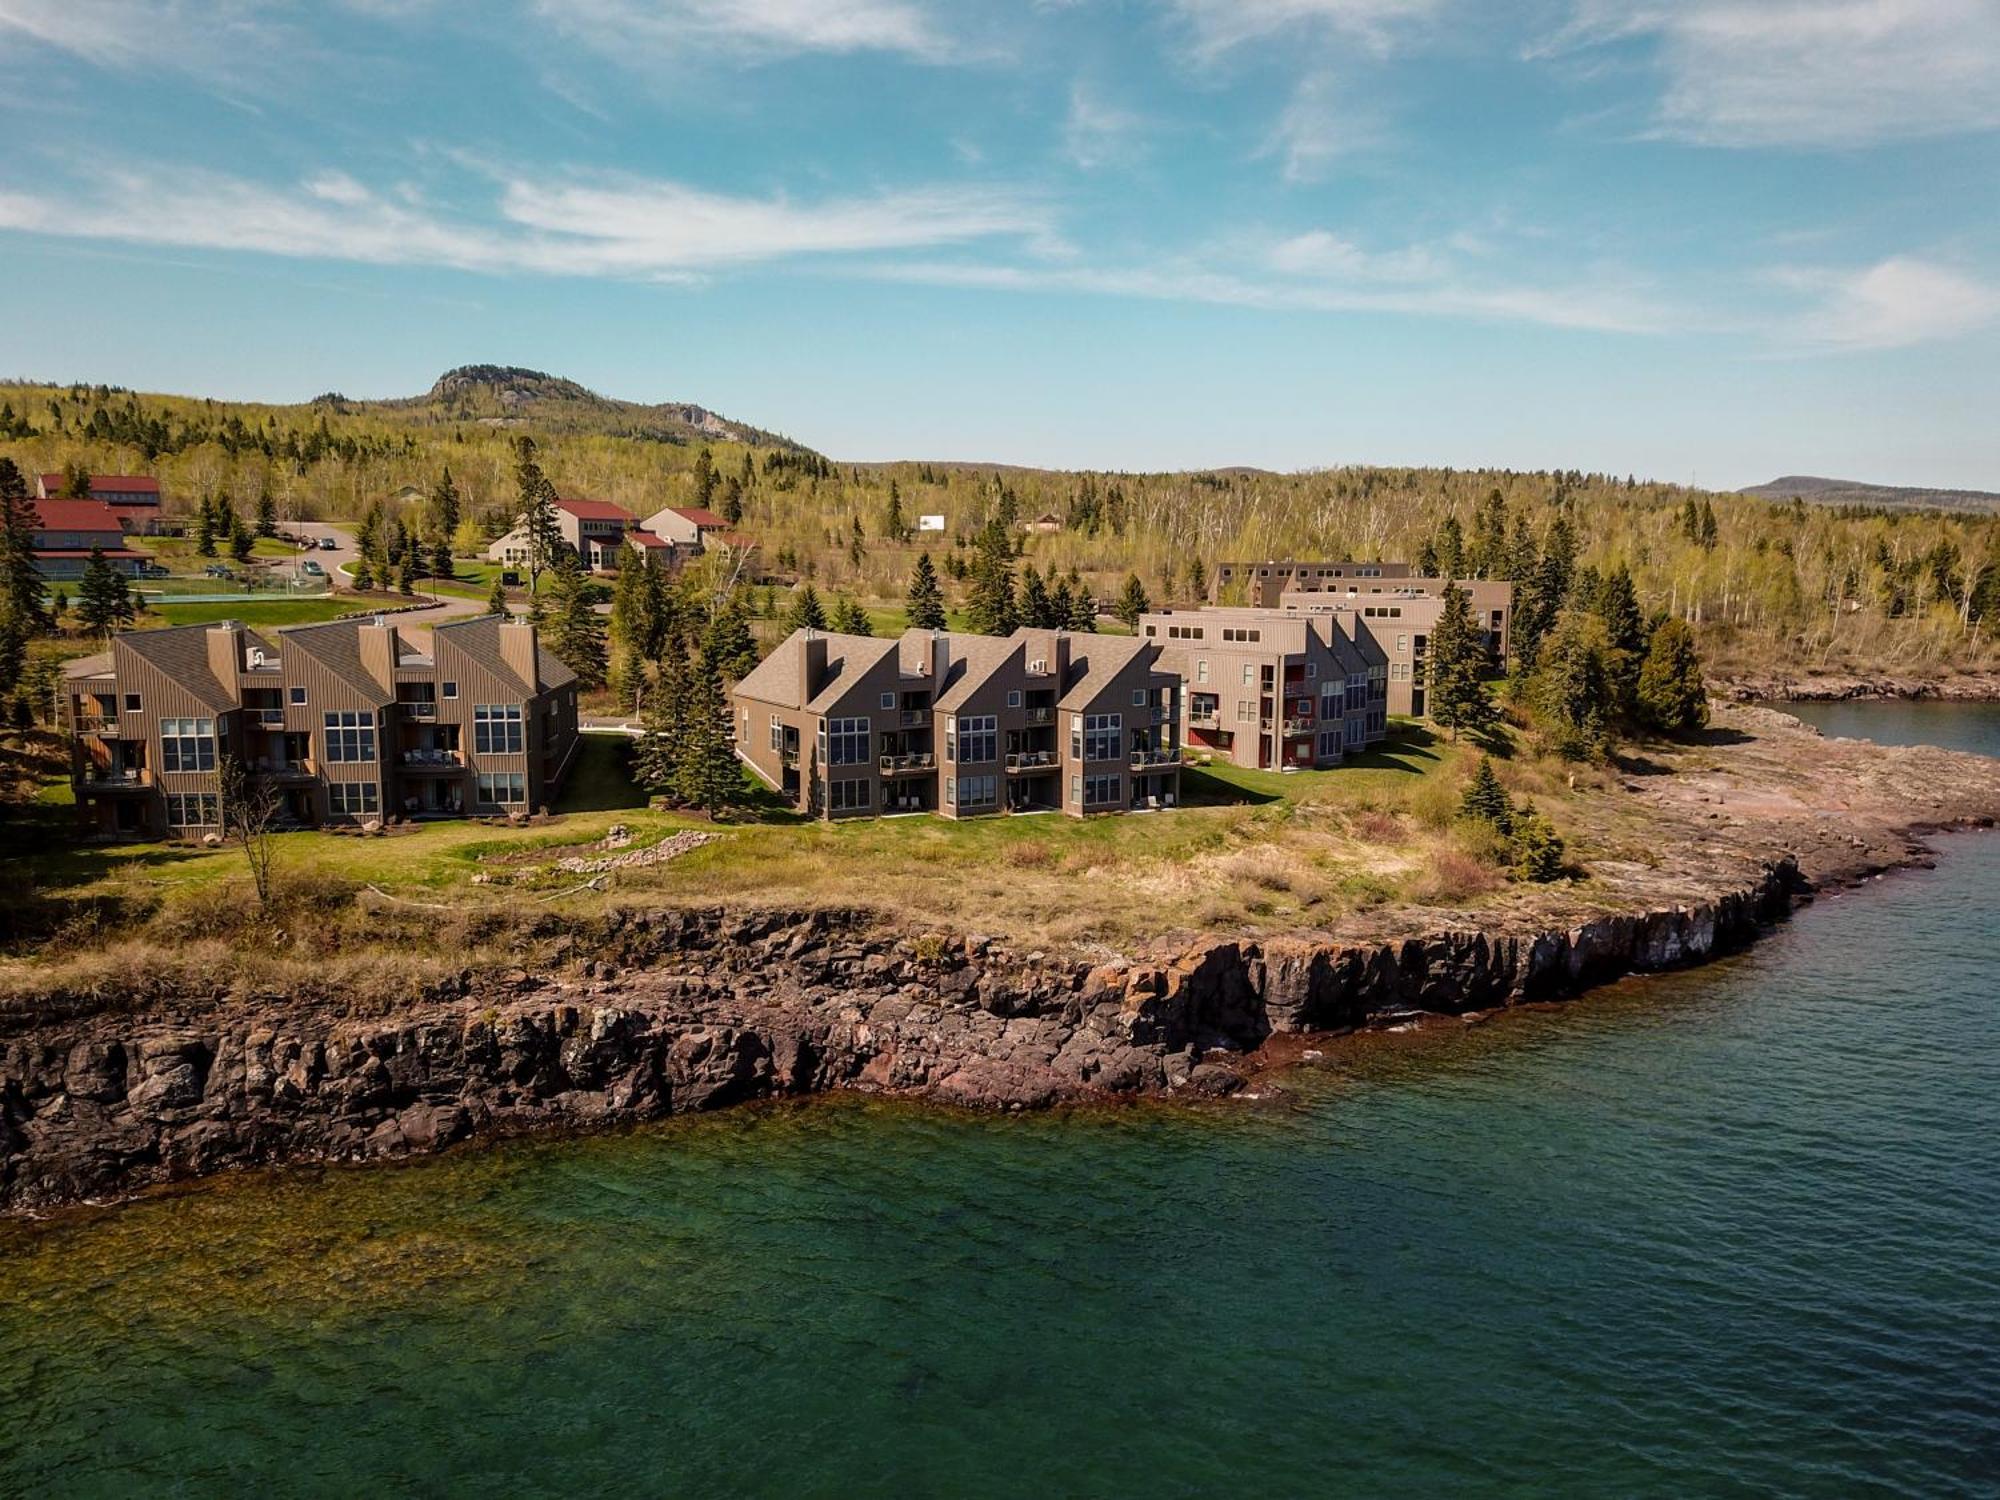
[0,458,47,638]
[432,465,461,543]
[77,547,122,636]
[1018,563,1050,628]
[194,493,217,557]
[965,520,1018,636]
[1636,617,1709,734]
[254,482,277,538]
[352,555,375,591]
[635,632,691,795]
[1532,611,1611,761]
[1436,515,1466,579]
[1114,573,1151,629]
[1188,556,1207,598]
[884,480,906,543]
[486,575,509,616]
[609,556,658,687]
[721,475,744,525]
[693,447,717,511]
[1512,805,1566,882]
[1065,569,1096,632]
[60,462,91,499]
[1460,757,1513,832]
[1427,583,1495,741]
[1698,500,1719,551]
[786,583,828,633]
[706,595,761,681]
[514,435,563,599]
[906,552,947,630]
[230,510,254,564]
[829,597,873,636]
[1595,564,1647,713]
[547,556,608,688]
[397,558,417,596]
[431,538,454,580]
[677,640,740,818]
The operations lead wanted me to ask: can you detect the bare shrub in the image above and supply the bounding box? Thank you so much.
[1415,848,1503,906]
[1006,842,1056,870]
[1353,810,1403,844]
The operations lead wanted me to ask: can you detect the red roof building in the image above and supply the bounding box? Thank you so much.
[32,499,148,578]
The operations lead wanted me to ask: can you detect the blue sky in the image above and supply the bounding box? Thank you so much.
[1,0,1996,488]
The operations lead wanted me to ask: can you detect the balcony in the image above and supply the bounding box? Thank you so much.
[249,709,286,728]
[399,701,438,720]
[899,709,931,728]
[780,746,800,767]
[73,714,119,735]
[254,759,317,779]
[1188,707,1219,728]
[1024,706,1055,725]
[1130,749,1181,771]
[1283,718,1313,736]
[399,748,465,771]
[879,752,936,776]
[80,767,147,790]
[1006,750,1058,773]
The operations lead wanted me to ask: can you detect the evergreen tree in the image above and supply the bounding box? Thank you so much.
[1435,514,1466,578]
[1512,805,1566,882]
[547,556,608,688]
[1416,537,1440,577]
[965,520,1018,636]
[486,575,509,616]
[432,465,461,543]
[829,597,873,636]
[635,631,691,795]
[1531,611,1611,761]
[706,594,761,681]
[1697,500,1719,551]
[692,447,717,510]
[1114,572,1151,628]
[786,583,828,633]
[1636,617,1710,734]
[76,548,123,636]
[1188,556,1208,598]
[1459,757,1512,832]
[1018,563,1054,628]
[397,558,417,596]
[884,480,907,543]
[352,556,376,591]
[431,538,454,580]
[0,458,46,638]
[230,510,254,564]
[194,493,217,557]
[1064,569,1096,631]
[1426,583,1496,741]
[514,435,563,599]
[1594,564,1648,713]
[677,639,740,817]
[608,556,659,687]
[906,552,947,630]
[1470,488,1508,578]
[60,461,91,498]
[721,475,744,525]
[254,482,277,538]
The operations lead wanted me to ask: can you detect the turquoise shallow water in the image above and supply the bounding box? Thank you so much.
[4,707,1999,1498]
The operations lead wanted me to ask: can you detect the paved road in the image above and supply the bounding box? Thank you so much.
[289,522,491,630]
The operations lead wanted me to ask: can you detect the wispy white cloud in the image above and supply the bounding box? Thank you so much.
[1260,68,1388,181]
[0,0,281,70]
[530,0,952,63]
[1164,0,1443,60]
[1062,83,1149,170]
[1777,256,2000,350]
[0,161,1048,277]
[1542,0,2000,147]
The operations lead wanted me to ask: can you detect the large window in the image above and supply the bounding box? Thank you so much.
[953,715,996,764]
[829,779,872,813]
[477,771,526,805]
[1084,713,1122,763]
[1083,774,1121,807]
[164,792,219,826]
[949,774,997,809]
[1346,675,1367,712]
[324,711,377,764]
[1317,727,1344,760]
[826,716,870,766]
[328,783,379,816]
[473,705,524,755]
[160,718,216,773]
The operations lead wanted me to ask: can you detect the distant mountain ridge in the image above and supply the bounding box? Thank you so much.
[314,364,803,450]
[1740,474,2000,514]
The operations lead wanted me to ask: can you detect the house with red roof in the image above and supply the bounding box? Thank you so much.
[484,496,676,573]
[32,498,150,579]
[36,473,166,535]
[642,505,731,552]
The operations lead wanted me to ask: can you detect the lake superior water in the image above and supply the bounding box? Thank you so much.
[3,705,1998,1498]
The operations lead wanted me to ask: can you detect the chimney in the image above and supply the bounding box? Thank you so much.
[930,631,950,690]
[500,618,542,693]
[358,618,400,690]
[1052,631,1072,685]
[205,621,244,685]
[800,630,828,703]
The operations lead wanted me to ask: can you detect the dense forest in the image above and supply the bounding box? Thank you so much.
[4,373,1999,680]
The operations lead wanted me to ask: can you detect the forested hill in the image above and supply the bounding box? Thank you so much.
[1740,475,2000,514]
[3,372,2000,680]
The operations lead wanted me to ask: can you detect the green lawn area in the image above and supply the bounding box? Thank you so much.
[148,598,380,627]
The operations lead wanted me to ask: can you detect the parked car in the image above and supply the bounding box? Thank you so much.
[300,560,325,577]
[203,564,234,579]
[318,536,339,551]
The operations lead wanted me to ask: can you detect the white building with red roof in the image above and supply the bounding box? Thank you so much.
[642,505,730,551]
[484,496,675,573]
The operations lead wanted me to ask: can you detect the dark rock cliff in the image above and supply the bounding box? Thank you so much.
[0,860,1801,1214]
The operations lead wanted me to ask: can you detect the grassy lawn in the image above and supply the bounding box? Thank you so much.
[148,598,381,627]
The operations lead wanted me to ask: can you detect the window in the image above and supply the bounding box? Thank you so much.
[769,715,783,752]
[954,715,996,764]
[473,705,524,755]
[160,718,216,773]
[1006,689,1022,708]
[123,693,142,713]
[442,681,458,700]
[881,692,895,710]
[1241,663,1255,686]
[1396,634,1408,654]
[951,774,997,809]
[1305,662,1317,679]
[829,779,871,813]
[289,686,307,706]
[329,783,380,817]
[1295,698,1311,717]
[827,716,870,766]
[1347,674,1368,712]
[324,711,377,764]
[1318,727,1344,760]
[1083,713,1121,762]
[476,771,526,805]
[1236,701,1255,722]
[164,792,219,826]
[1083,774,1120,807]
[1195,660,1209,683]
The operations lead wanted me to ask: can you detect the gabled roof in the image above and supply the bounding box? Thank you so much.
[33,498,126,533]
[808,634,898,714]
[115,626,238,712]
[281,620,396,704]
[734,629,897,714]
[62,652,113,681]
[1057,635,1157,710]
[734,632,807,709]
[556,496,633,522]
[434,614,577,694]
[667,506,727,527]
[625,529,671,549]
[932,633,1020,713]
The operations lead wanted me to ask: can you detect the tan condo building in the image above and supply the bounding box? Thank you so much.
[1140,607,1388,771]
[1279,581,1513,718]
[732,628,1182,819]
[63,615,579,840]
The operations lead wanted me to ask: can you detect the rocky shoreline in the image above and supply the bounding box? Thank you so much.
[5,703,1999,1218]
[1718,670,2000,703]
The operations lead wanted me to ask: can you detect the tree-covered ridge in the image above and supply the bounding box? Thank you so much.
[3,375,1999,680]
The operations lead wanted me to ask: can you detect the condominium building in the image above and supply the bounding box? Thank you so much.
[1140,608,1388,772]
[1280,582,1513,718]
[485,497,678,573]
[1211,560,1416,608]
[63,615,579,840]
[31,498,149,580]
[732,627,1182,819]
[35,472,166,535]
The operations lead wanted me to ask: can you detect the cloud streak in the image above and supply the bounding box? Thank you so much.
[529,0,952,63]
[1777,256,2000,351]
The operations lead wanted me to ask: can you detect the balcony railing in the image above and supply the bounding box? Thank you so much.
[73,714,119,735]
[879,752,936,775]
[899,709,931,728]
[1024,706,1055,725]
[81,767,146,788]
[253,759,317,778]
[1283,718,1313,736]
[780,746,800,766]
[1006,751,1057,772]
[1188,708,1219,727]
[1130,749,1181,770]
[399,749,464,769]
[249,709,286,727]
[399,701,438,719]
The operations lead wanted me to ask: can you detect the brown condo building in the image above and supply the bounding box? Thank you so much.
[732,628,1182,819]
[1140,608,1388,771]
[64,615,579,840]
[1277,580,1513,719]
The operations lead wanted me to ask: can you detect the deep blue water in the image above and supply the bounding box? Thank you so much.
[2,705,1997,1498]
